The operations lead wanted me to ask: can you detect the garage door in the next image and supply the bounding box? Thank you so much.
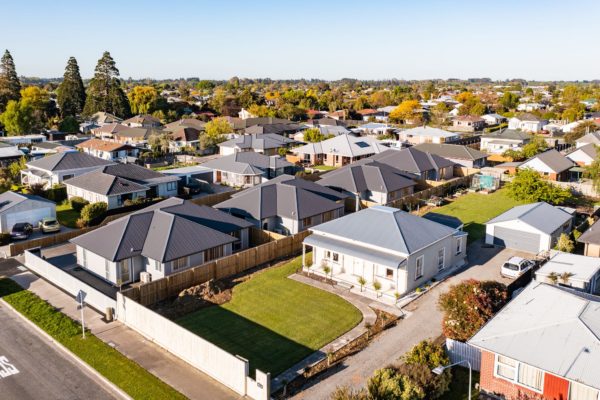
[492,226,540,253]
[5,207,53,231]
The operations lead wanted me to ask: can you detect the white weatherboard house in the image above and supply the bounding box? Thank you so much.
[303,206,467,301]
[485,202,574,254]
[535,251,600,295]
[0,191,56,233]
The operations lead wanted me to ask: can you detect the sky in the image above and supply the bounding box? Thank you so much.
[2,0,600,81]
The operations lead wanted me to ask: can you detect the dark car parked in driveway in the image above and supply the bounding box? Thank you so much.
[10,222,33,240]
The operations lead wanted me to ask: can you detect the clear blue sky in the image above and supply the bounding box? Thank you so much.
[3,0,599,81]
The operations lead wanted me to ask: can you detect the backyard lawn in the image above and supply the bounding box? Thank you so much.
[312,165,337,171]
[441,367,480,400]
[56,202,80,228]
[177,255,362,376]
[424,189,525,243]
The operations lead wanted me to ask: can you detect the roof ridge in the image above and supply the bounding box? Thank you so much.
[157,210,176,263]
[390,209,409,253]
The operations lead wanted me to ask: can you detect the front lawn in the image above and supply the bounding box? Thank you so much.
[425,189,525,243]
[312,165,337,171]
[177,255,362,376]
[56,202,80,228]
[0,279,186,400]
[441,367,480,400]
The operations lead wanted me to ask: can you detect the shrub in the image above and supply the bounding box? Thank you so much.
[555,233,575,253]
[367,368,424,400]
[70,197,89,212]
[80,202,108,226]
[26,183,46,197]
[506,169,572,205]
[572,229,582,241]
[399,340,452,399]
[329,386,367,400]
[0,233,10,245]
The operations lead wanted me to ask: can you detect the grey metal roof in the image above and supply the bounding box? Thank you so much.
[64,170,149,196]
[483,128,531,140]
[522,149,574,173]
[570,143,599,159]
[578,219,600,245]
[487,202,572,234]
[309,205,457,255]
[370,148,455,175]
[216,174,346,220]
[317,160,415,194]
[71,198,245,262]
[576,132,600,146]
[413,143,488,161]
[219,133,294,151]
[164,118,206,131]
[101,163,179,185]
[244,124,304,135]
[536,251,600,282]
[469,282,600,390]
[26,151,115,172]
[115,127,162,139]
[0,191,55,213]
[202,152,293,175]
[292,134,388,158]
[422,212,464,229]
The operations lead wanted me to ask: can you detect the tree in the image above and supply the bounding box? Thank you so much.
[584,148,600,193]
[506,169,573,205]
[564,120,599,144]
[0,50,21,112]
[57,57,86,117]
[247,104,276,118]
[201,117,231,149]
[147,132,172,155]
[398,340,452,399]
[438,279,508,341]
[555,233,575,253]
[0,100,34,135]
[498,92,520,111]
[7,156,26,182]
[389,100,422,124]
[521,136,548,158]
[20,86,55,131]
[303,128,326,143]
[78,202,108,227]
[128,86,160,115]
[366,368,424,400]
[83,51,131,118]
[59,116,79,132]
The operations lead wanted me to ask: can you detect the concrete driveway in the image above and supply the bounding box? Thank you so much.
[0,226,76,258]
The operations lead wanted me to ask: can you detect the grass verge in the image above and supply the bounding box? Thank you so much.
[0,278,187,400]
[56,202,80,228]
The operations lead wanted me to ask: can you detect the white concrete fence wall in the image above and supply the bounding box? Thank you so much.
[116,293,270,400]
[445,338,481,371]
[24,250,116,314]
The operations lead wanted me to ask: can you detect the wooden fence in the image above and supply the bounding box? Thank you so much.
[190,190,237,207]
[123,230,311,306]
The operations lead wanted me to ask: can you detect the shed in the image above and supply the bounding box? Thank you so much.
[0,191,56,233]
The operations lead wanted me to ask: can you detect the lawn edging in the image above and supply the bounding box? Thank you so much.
[0,297,132,400]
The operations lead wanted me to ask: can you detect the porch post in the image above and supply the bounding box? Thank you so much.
[302,243,306,269]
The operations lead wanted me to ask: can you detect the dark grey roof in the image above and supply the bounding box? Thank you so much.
[522,149,574,173]
[164,118,206,131]
[422,212,464,229]
[413,143,488,161]
[202,152,293,175]
[578,218,600,245]
[310,205,457,255]
[71,198,246,262]
[318,160,415,194]
[219,134,294,151]
[228,117,296,130]
[64,170,149,196]
[26,151,115,172]
[483,128,531,141]
[244,124,304,135]
[116,127,162,139]
[167,127,201,143]
[576,132,600,146]
[370,148,454,175]
[0,191,55,213]
[101,163,179,185]
[487,202,572,234]
[216,175,346,220]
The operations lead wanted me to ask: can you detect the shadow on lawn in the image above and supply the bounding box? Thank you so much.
[177,306,317,378]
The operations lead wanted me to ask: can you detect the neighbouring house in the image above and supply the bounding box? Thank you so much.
[485,202,574,253]
[0,134,46,145]
[293,125,350,142]
[567,144,598,167]
[76,138,140,161]
[218,134,295,156]
[30,142,75,158]
[216,174,347,235]
[480,128,532,155]
[317,160,416,205]
[469,282,600,400]
[91,123,129,140]
[163,118,206,132]
[243,123,304,137]
[370,148,455,181]
[452,116,486,132]
[357,108,388,122]
[519,149,575,181]
[122,114,162,128]
[202,152,295,188]
[64,163,179,209]
[238,108,257,120]
[578,219,600,258]
[166,126,202,152]
[70,197,252,285]
[302,205,467,300]
[535,251,600,294]
[481,113,507,126]
[292,134,388,167]
[160,165,213,186]
[508,113,547,132]
[576,131,600,148]
[413,143,487,168]
[517,102,546,112]
[21,151,115,188]
[0,191,56,233]
[353,123,395,136]
[113,127,163,145]
[87,112,122,126]
[0,141,24,166]
[397,126,460,145]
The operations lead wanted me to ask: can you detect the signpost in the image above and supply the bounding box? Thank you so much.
[76,290,86,339]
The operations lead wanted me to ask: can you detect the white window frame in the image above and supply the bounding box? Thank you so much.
[171,256,188,272]
[167,181,177,191]
[456,237,463,255]
[438,247,445,270]
[82,249,87,268]
[415,255,424,280]
[105,259,110,280]
[569,381,600,400]
[154,259,162,272]
[332,252,339,263]
[493,354,544,394]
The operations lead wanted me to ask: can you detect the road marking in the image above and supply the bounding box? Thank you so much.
[0,356,19,379]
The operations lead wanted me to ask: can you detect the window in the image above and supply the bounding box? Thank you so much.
[118,259,130,282]
[167,182,177,191]
[154,259,162,272]
[495,355,544,393]
[438,248,445,270]
[302,217,312,228]
[517,363,543,391]
[324,250,331,259]
[495,355,517,380]
[205,246,224,262]
[81,249,87,268]
[322,211,334,222]
[386,268,394,279]
[332,253,339,263]
[415,256,424,280]
[456,237,463,255]
[171,256,188,271]
[569,382,599,400]
[105,260,110,280]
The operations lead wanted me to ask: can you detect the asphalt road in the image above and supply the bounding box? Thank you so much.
[0,302,118,400]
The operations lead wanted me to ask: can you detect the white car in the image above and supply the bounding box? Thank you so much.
[501,257,535,278]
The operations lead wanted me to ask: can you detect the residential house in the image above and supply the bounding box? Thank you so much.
[397,126,459,145]
[353,123,395,136]
[238,108,257,120]
[216,174,347,235]
[480,128,532,155]
[481,113,507,126]
[0,191,56,233]
[317,160,416,205]
[452,116,486,132]
[202,152,295,188]
[293,125,349,142]
[0,134,45,145]
[91,123,129,140]
[576,131,600,148]
[244,123,304,137]
[413,143,487,168]
[508,113,547,132]
[485,202,574,253]
[30,142,75,159]
[87,112,122,126]
[519,149,574,181]
[70,198,252,284]
[166,126,202,152]
[535,251,600,294]
[578,219,600,258]
[370,148,455,181]
[302,206,467,300]
[65,163,179,209]
[517,102,546,112]
[292,134,388,167]
[0,142,24,166]
[357,109,384,121]
[218,134,295,156]
[76,138,140,161]
[122,114,162,128]
[567,144,598,167]
[113,127,162,145]
[469,282,600,400]
[163,118,206,131]
[21,151,115,188]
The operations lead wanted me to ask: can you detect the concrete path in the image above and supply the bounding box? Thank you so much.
[10,271,241,400]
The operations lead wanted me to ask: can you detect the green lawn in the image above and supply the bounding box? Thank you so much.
[0,279,186,400]
[56,202,80,228]
[425,189,525,243]
[441,367,480,400]
[177,255,362,376]
[312,165,338,171]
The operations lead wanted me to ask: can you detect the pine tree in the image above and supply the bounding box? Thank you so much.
[57,57,86,117]
[0,50,21,112]
[83,51,130,118]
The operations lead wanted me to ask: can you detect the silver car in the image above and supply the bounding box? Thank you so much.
[501,256,535,278]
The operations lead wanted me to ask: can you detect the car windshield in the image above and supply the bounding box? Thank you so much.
[12,224,27,231]
[503,262,520,271]
[44,219,58,225]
